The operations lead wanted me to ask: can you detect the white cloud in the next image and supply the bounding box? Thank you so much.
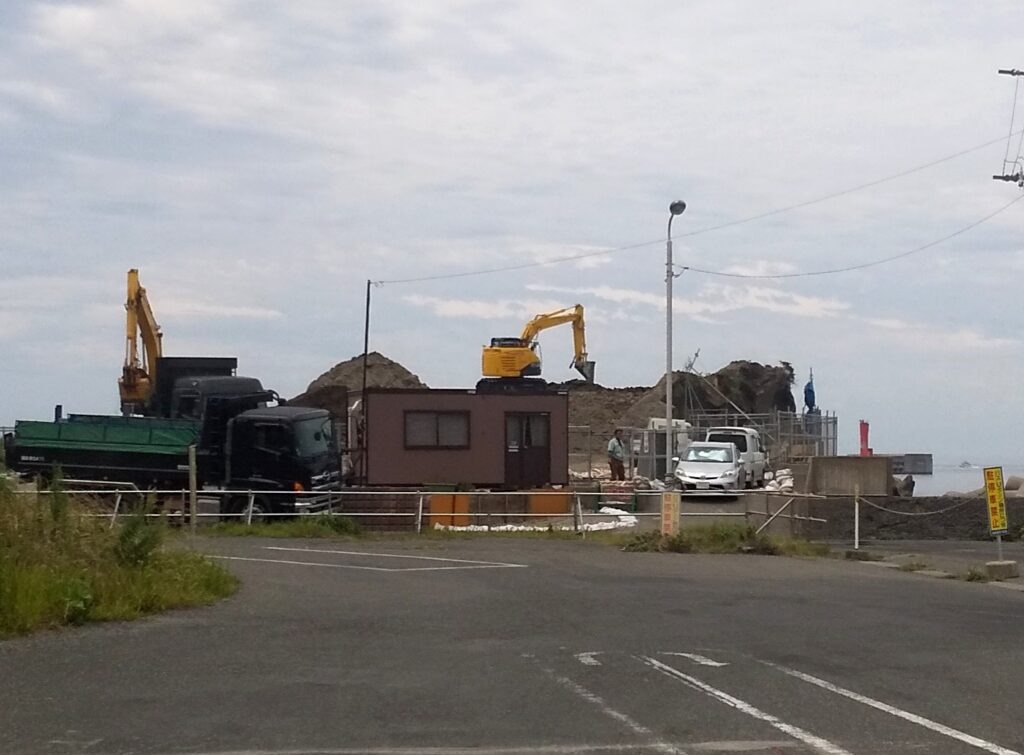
[851,315,1018,354]
[402,295,568,321]
[157,299,283,320]
[527,282,849,319]
[719,260,798,277]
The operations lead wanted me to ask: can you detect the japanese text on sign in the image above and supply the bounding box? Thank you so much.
[984,466,1008,535]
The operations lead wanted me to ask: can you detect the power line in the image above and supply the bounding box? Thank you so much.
[377,130,1021,285]
[679,193,1024,280]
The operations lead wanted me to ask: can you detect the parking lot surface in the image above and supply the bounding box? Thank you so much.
[2,536,1023,754]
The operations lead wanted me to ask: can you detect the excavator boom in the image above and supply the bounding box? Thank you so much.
[118,269,163,414]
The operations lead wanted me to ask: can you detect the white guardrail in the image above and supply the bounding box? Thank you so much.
[6,483,831,535]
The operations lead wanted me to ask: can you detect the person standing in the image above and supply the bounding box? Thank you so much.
[607,429,627,481]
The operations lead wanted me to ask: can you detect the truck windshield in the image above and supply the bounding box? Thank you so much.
[294,417,332,458]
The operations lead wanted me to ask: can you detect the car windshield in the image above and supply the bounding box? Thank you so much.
[293,417,332,458]
[684,446,733,463]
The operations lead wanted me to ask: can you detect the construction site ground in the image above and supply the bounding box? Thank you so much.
[3,535,1024,754]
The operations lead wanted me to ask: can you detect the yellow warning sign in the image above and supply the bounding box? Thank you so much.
[983,466,1008,535]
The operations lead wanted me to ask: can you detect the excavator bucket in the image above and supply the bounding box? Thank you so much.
[575,360,596,384]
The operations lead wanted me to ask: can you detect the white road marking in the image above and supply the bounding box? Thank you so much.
[575,652,603,666]
[536,664,687,754]
[639,657,852,755]
[211,555,522,573]
[264,546,528,568]
[764,661,1022,755]
[660,652,729,667]
[204,746,689,754]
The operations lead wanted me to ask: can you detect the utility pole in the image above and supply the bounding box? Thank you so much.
[665,200,687,481]
[360,279,371,481]
[994,68,1024,185]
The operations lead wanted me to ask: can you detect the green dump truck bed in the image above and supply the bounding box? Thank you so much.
[8,414,203,485]
[14,414,202,454]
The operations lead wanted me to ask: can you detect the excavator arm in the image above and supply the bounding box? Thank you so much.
[519,305,595,382]
[118,269,163,414]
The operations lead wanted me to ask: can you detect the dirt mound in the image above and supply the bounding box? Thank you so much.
[305,351,427,393]
[288,383,352,420]
[553,382,650,454]
[619,361,795,428]
[290,352,428,416]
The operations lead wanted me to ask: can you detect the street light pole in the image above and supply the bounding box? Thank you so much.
[665,200,687,480]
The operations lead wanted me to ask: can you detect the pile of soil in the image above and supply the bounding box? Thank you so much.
[619,361,796,429]
[289,352,427,417]
[551,381,649,454]
[556,361,795,457]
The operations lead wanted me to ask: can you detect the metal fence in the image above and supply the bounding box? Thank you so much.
[6,484,830,538]
[568,424,596,479]
[685,410,838,461]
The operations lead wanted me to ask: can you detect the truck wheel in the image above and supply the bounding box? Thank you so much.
[221,496,245,524]
[244,496,270,525]
[221,496,268,524]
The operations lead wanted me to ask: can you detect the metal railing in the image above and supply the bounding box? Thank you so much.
[7,485,829,537]
[685,410,838,461]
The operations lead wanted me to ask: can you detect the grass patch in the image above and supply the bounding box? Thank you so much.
[0,472,237,638]
[962,568,990,583]
[844,549,884,562]
[898,561,930,573]
[619,524,828,557]
[206,514,360,539]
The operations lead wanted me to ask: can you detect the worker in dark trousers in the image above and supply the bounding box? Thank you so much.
[607,429,627,481]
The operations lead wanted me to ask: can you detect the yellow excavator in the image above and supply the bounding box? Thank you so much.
[118,269,163,415]
[479,304,595,390]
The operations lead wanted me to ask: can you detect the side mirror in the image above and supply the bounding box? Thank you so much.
[671,456,680,463]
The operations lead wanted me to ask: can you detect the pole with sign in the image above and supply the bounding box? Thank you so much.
[661,491,680,537]
[984,466,1008,561]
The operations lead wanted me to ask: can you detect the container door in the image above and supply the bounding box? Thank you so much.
[505,413,550,489]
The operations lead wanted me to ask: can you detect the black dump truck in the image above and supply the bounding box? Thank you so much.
[3,382,342,518]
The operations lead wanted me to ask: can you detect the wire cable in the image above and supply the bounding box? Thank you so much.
[679,193,1024,280]
[1004,77,1019,171]
[377,131,1022,285]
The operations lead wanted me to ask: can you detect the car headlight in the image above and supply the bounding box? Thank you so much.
[720,469,737,479]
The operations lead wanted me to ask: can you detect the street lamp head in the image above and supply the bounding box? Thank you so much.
[669,200,687,216]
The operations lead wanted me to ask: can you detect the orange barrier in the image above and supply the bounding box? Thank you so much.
[428,493,471,527]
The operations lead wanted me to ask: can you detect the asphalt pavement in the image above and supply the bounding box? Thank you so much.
[849,538,1024,579]
[2,535,1024,754]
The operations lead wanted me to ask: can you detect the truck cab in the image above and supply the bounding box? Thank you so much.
[704,426,766,488]
[220,406,340,516]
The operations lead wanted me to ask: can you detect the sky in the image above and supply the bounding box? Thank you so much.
[2,0,1024,463]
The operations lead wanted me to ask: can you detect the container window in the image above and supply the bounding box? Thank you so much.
[405,411,470,449]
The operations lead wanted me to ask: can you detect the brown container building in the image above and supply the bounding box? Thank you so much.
[360,388,568,488]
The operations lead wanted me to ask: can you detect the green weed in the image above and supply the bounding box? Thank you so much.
[618,524,826,557]
[0,470,237,637]
[844,549,884,561]
[207,514,361,539]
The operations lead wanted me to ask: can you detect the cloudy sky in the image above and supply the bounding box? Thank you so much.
[2,0,1023,462]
